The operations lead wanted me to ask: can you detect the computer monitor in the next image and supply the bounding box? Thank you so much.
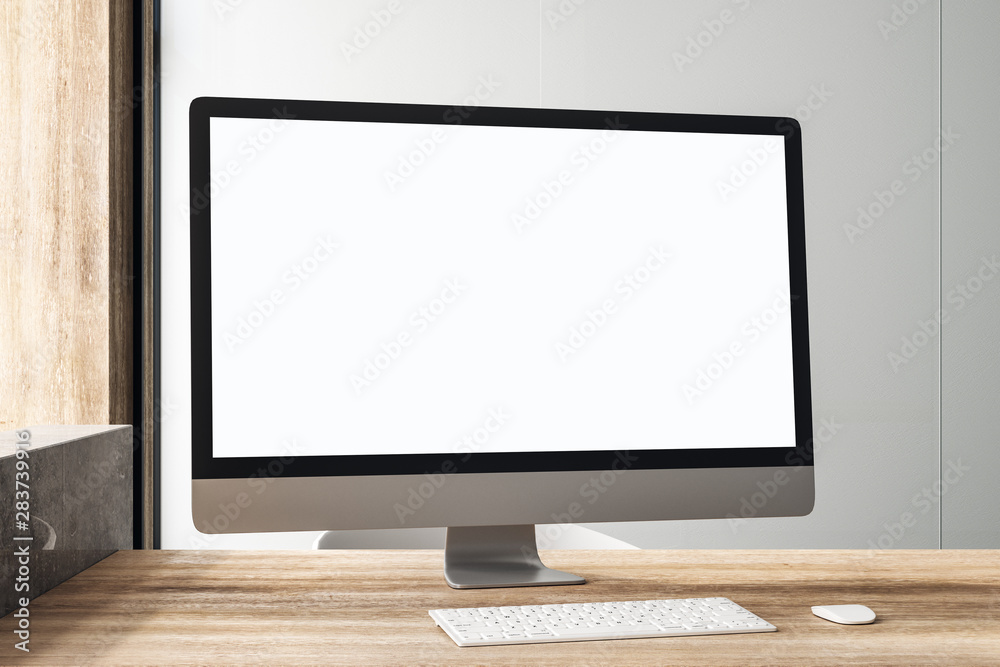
[190,98,814,589]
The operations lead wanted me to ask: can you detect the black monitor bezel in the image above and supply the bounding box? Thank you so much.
[190,97,812,480]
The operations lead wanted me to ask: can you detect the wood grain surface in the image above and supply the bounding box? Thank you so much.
[1,550,997,665]
[0,0,133,430]
[107,0,133,428]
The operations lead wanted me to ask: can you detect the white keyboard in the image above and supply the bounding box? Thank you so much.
[430,597,776,647]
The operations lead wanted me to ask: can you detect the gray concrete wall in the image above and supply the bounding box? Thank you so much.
[158,0,998,550]
[941,0,1000,548]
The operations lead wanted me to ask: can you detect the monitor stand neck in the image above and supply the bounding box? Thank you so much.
[443,524,586,589]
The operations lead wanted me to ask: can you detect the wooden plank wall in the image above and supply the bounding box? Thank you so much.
[1,1,112,427]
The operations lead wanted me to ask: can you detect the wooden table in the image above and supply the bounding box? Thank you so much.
[2,550,998,665]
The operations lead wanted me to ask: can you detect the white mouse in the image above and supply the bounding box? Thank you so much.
[811,604,876,625]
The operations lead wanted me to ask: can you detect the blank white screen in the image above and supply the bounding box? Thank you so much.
[208,115,795,458]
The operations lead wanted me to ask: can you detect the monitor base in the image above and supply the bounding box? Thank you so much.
[444,524,586,589]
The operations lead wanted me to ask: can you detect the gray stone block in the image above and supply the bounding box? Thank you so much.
[1,425,132,617]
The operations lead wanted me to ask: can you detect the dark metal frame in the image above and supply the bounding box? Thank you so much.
[134,0,161,548]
